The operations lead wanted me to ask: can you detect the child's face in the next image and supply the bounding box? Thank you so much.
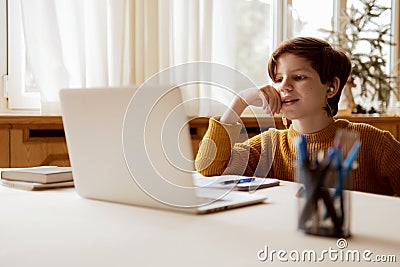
[273,53,328,121]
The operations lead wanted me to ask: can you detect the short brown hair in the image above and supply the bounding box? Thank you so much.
[267,37,352,116]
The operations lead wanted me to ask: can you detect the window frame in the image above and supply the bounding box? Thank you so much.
[0,0,6,103]
[7,0,40,110]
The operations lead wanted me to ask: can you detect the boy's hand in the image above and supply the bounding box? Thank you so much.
[238,85,281,115]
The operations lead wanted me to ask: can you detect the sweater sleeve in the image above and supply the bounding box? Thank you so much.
[195,117,262,177]
[380,131,400,195]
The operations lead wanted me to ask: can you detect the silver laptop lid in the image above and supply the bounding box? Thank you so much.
[60,87,198,212]
[122,84,203,208]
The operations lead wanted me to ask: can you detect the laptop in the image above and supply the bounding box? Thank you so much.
[60,86,267,214]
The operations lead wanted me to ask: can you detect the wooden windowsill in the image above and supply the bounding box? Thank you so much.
[0,114,63,125]
[0,113,400,125]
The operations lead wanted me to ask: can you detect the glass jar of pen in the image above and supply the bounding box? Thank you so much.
[295,130,360,238]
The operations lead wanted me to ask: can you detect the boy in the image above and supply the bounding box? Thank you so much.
[195,37,400,196]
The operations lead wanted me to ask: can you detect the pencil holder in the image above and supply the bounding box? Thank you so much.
[296,164,352,238]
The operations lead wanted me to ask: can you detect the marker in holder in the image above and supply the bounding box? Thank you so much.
[294,130,360,238]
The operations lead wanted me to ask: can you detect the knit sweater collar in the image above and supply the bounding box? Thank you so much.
[287,119,349,143]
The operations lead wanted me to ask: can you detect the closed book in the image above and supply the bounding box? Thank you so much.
[1,166,73,183]
[1,179,74,191]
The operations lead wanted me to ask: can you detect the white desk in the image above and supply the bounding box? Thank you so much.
[0,181,399,267]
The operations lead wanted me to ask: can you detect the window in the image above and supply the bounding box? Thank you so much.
[346,0,393,72]
[235,0,274,87]
[6,0,40,110]
[0,0,6,107]
[2,0,398,111]
[234,0,337,86]
[288,0,335,38]
[233,0,397,102]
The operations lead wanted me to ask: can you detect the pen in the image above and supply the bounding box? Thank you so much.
[336,140,361,227]
[221,178,255,185]
[331,140,361,199]
[295,185,305,198]
[341,140,361,178]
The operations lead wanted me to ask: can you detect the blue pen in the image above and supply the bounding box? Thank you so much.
[294,136,306,165]
[326,140,361,224]
[332,140,361,198]
[301,135,308,164]
[341,141,361,178]
[294,136,308,188]
[221,178,255,185]
[330,146,343,198]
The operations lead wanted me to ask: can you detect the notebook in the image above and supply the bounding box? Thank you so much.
[59,86,267,214]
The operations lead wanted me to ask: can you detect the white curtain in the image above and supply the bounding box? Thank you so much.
[172,0,238,116]
[20,0,237,115]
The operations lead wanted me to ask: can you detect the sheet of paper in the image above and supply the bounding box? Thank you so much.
[194,174,279,191]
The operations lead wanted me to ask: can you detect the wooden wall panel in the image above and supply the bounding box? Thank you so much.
[0,127,10,167]
[9,125,70,168]
[0,115,399,167]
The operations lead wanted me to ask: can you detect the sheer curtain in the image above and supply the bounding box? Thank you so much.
[172,0,238,116]
[20,0,237,115]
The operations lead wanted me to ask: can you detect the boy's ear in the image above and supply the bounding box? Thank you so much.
[327,77,341,98]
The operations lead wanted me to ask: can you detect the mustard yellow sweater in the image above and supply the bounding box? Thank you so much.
[195,117,400,196]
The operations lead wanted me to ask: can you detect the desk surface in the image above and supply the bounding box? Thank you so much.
[1,181,399,267]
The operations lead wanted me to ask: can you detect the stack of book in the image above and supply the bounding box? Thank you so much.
[1,166,74,191]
